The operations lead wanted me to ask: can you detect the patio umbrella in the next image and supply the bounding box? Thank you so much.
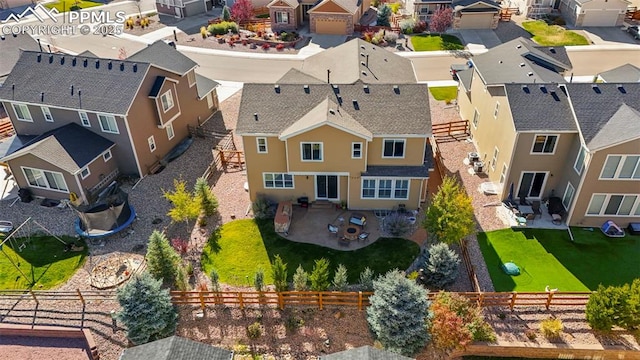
[508,183,514,203]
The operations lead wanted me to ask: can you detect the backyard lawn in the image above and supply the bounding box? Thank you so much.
[522,20,589,46]
[478,228,640,292]
[201,219,420,285]
[429,86,458,101]
[45,0,102,12]
[411,34,464,51]
[0,235,87,289]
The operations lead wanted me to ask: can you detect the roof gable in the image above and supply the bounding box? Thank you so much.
[454,0,501,10]
[598,63,640,83]
[267,0,299,8]
[0,33,40,78]
[119,336,233,360]
[128,40,197,75]
[309,0,355,13]
[587,103,640,151]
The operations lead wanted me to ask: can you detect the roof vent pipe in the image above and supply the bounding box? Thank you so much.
[254,113,258,121]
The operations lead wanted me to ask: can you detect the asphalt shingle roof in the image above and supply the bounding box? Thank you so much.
[453,0,501,9]
[0,34,40,78]
[472,37,571,85]
[319,345,415,360]
[565,83,640,151]
[119,336,233,360]
[1,123,114,174]
[504,83,577,132]
[597,63,640,83]
[128,40,197,75]
[195,73,220,98]
[0,51,150,115]
[300,39,417,84]
[236,82,431,136]
[277,68,325,84]
[363,141,433,178]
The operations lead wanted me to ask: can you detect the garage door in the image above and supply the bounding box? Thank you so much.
[458,13,494,29]
[582,10,620,27]
[314,18,348,34]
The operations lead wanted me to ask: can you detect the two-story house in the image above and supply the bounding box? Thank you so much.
[0,41,220,204]
[267,0,371,34]
[405,0,501,29]
[237,39,432,210]
[456,38,640,227]
[156,0,213,18]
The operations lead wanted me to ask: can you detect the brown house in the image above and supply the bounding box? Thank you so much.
[268,0,371,34]
[0,41,220,203]
[456,38,640,227]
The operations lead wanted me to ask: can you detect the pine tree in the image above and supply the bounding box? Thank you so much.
[376,4,391,27]
[366,270,431,356]
[309,258,330,291]
[332,264,348,291]
[210,268,220,292]
[254,268,265,292]
[292,265,309,291]
[163,179,201,230]
[271,255,289,292]
[222,5,231,21]
[146,230,181,286]
[424,243,460,289]
[359,267,375,291]
[194,177,218,217]
[116,272,178,345]
[423,176,475,245]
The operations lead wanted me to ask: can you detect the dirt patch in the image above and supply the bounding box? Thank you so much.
[123,15,165,36]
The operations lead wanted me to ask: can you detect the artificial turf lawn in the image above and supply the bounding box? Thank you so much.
[45,0,102,12]
[411,34,464,51]
[478,228,640,292]
[0,235,87,289]
[201,219,420,285]
[522,20,589,46]
[429,86,458,101]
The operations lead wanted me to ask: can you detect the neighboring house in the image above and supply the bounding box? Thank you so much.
[559,0,629,27]
[0,0,34,10]
[407,0,451,23]
[156,0,213,18]
[236,39,432,211]
[452,0,501,29]
[456,38,640,227]
[502,0,556,19]
[120,336,233,360]
[0,41,220,203]
[596,63,640,83]
[319,345,415,359]
[0,33,40,85]
[268,0,371,34]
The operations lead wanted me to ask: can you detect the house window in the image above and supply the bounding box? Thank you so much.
[98,114,119,134]
[562,182,575,210]
[531,134,558,154]
[362,179,376,198]
[493,102,500,118]
[472,109,479,128]
[491,147,499,171]
[574,146,586,175]
[361,178,410,199]
[103,150,112,162]
[206,92,214,109]
[166,123,175,140]
[257,137,268,153]
[12,103,32,122]
[80,167,90,180]
[301,142,323,161]
[148,136,156,152]
[187,71,196,87]
[378,179,392,198]
[275,11,289,24]
[587,193,640,216]
[600,155,640,179]
[79,112,90,127]
[352,142,362,159]
[41,107,54,122]
[383,139,405,158]
[263,173,294,188]
[22,167,68,192]
[160,90,174,112]
[500,164,507,184]
[394,180,409,199]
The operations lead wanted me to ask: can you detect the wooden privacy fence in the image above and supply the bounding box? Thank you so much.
[432,120,470,142]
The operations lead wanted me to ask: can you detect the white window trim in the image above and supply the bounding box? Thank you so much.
[263,173,295,189]
[41,107,54,122]
[586,193,640,217]
[166,123,175,140]
[500,164,507,184]
[599,154,640,180]
[382,139,406,159]
[493,102,500,119]
[79,111,91,127]
[160,90,174,113]
[12,103,32,122]
[301,142,323,162]
[206,92,214,109]
[530,134,559,155]
[148,136,156,152]
[80,167,91,180]
[360,178,410,200]
[187,71,196,88]
[275,11,288,23]
[491,147,499,171]
[573,146,586,175]
[21,166,68,193]
[103,150,112,162]
[562,182,575,210]
[98,114,119,134]
[472,108,479,129]
[352,142,363,159]
[257,137,268,154]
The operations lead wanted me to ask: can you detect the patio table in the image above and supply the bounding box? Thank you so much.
[518,205,533,216]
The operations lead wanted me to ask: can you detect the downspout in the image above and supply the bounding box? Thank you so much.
[74,173,88,205]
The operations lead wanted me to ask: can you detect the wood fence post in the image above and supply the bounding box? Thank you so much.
[199,291,205,310]
[358,292,363,311]
[76,289,85,306]
[478,292,484,307]
[545,291,554,310]
[238,292,244,309]
[319,292,323,310]
[510,292,517,311]
[278,293,284,310]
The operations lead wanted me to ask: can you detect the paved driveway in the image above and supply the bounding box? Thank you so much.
[579,27,640,45]
[457,29,502,50]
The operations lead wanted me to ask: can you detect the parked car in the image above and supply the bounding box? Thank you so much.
[450,60,473,80]
[627,26,639,40]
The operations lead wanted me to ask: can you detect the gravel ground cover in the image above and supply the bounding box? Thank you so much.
[0,335,92,360]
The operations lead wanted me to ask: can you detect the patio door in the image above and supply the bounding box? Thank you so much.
[316,175,338,200]
[517,172,547,199]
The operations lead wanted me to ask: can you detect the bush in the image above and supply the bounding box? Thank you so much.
[171,237,189,256]
[207,21,238,35]
[414,20,427,33]
[423,243,461,289]
[389,2,401,13]
[382,212,413,237]
[309,258,330,291]
[276,43,285,51]
[359,267,375,291]
[195,177,218,217]
[384,31,399,43]
[430,301,472,353]
[540,318,563,339]
[261,43,271,50]
[371,29,385,45]
[174,265,190,291]
[367,270,431,356]
[200,26,208,38]
[285,315,304,333]
[376,4,391,27]
[222,5,231,21]
[432,292,496,343]
[399,18,416,34]
[271,255,288,292]
[252,195,275,219]
[586,280,640,331]
[332,264,349,291]
[254,268,265,292]
[247,322,262,339]
[292,265,309,291]
[210,268,221,292]
[146,231,181,287]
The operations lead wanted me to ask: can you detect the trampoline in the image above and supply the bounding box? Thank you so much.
[73,182,136,239]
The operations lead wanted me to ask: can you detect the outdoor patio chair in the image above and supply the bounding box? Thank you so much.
[328,224,339,237]
[358,232,370,241]
[532,201,542,218]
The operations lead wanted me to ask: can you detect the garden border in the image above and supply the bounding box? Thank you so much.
[452,341,636,359]
[0,323,99,360]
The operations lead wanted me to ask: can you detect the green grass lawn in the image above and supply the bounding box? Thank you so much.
[0,235,87,289]
[411,34,464,51]
[478,228,640,292]
[522,20,589,46]
[429,86,458,101]
[45,0,102,12]
[201,219,420,285]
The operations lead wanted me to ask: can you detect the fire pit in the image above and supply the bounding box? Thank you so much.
[344,225,360,241]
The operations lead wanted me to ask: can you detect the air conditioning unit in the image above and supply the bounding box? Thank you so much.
[468,152,480,163]
[473,161,484,173]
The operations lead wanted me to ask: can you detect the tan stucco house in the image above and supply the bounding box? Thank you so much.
[404,0,500,29]
[0,41,220,204]
[456,38,640,227]
[559,0,629,27]
[236,39,432,211]
[268,0,371,34]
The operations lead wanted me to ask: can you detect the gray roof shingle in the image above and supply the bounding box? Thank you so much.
[1,123,114,174]
[119,336,233,360]
[597,63,640,83]
[363,141,433,177]
[0,33,40,79]
[277,68,326,84]
[195,73,220,98]
[236,82,431,136]
[472,37,571,85]
[504,83,577,132]
[0,51,150,115]
[319,345,415,360]
[128,40,197,75]
[453,0,501,9]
